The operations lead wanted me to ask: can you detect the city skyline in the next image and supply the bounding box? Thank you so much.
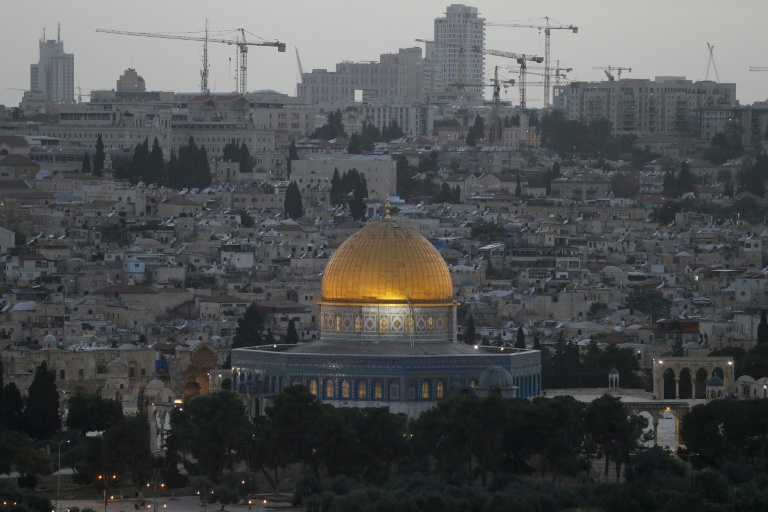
[1,0,766,109]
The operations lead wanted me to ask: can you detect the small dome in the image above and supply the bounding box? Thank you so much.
[43,334,57,343]
[478,365,515,390]
[707,375,725,387]
[609,367,620,375]
[146,379,166,391]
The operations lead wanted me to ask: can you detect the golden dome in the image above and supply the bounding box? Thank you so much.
[321,219,454,305]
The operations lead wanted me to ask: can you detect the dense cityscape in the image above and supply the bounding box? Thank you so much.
[2,3,768,512]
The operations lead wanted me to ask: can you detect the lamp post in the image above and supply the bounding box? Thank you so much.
[98,474,116,512]
[45,440,69,512]
[683,452,698,488]
[146,479,164,512]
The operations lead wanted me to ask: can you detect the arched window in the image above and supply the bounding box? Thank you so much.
[374,380,383,399]
[469,379,478,388]
[421,381,430,399]
[354,315,362,333]
[358,380,367,399]
[341,379,350,398]
[436,380,445,399]
[308,379,318,396]
[325,379,334,398]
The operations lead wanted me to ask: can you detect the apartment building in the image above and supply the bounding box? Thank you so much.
[431,4,485,98]
[298,47,439,106]
[564,77,736,137]
[30,28,74,104]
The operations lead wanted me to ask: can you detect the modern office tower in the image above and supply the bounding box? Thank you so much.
[30,25,74,104]
[432,4,485,98]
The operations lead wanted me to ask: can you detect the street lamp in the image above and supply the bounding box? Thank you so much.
[683,452,698,488]
[146,479,164,512]
[97,474,117,512]
[45,440,69,512]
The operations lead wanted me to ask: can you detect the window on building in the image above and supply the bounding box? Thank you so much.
[59,369,65,380]
[325,379,334,398]
[341,379,350,398]
[308,379,318,396]
[421,381,430,399]
[358,379,367,399]
[437,380,445,399]
[374,380,383,399]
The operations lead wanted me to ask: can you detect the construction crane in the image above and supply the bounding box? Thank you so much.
[704,43,720,82]
[593,66,631,81]
[463,67,516,145]
[75,87,90,103]
[97,26,286,95]
[415,39,542,112]
[485,17,577,108]
[750,66,768,72]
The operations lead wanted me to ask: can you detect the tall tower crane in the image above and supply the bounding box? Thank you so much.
[416,39,542,111]
[485,17,577,108]
[97,27,286,95]
[593,66,632,81]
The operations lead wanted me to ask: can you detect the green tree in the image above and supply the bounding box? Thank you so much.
[584,394,646,480]
[168,391,251,481]
[234,209,254,228]
[625,288,672,322]
[232,303,265,348]
[101,415,152,489]
[23,362,60,440]
[222,141,240,162]
[93,134,105,176]
[329,168,344,205]
[347,133,362,154]
[286,319,299,344]
[0,382,25,431]
[284,182,304,219]
[0,430,51,476]
[147,137,165,184]
[81,152,91,174]
[465,314,476,345]
[312,110,347,140]
[515,326,525,348]
[65,390,124,437]
[758,310,768,344]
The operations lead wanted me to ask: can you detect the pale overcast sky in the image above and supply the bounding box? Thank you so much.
[2,0,766,109]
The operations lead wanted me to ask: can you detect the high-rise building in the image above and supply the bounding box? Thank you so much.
[563,77,736,137]
[431,4,485,98]
[30,26,74,104]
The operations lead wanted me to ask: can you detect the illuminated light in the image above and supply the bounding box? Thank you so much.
[474,345,478,349]
[658,360,664,364]
[728,361,733,365]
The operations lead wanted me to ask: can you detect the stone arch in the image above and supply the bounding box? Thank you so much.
[221,378,232,390]
[662,368,676,399]
[185,345,217,396]
[678,368,693,399]
[653,357,735,399]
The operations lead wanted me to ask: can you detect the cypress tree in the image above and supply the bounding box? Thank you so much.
[286,319,299,344]
[93,134,105,176]
[147,138,164,185]
[465,315,476,345]
[81,152,91,174]
[23,362,61,439]
[284,182,304,219]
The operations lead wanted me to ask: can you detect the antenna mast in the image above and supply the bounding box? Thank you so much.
[200,19,210,95]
